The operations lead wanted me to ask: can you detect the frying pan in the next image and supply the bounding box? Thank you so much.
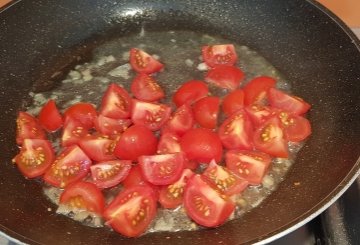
[0,0,360,244]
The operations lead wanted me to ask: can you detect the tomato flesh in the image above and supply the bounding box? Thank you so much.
[100,83,132,119]
[276,111,312,142]
[64,103,97,129]
[225,150,272,185]
[78,136,117,162]
[131,73,165,102]
[192,96,220,129]
[94,114,132,138]
[222,89,245,117]
[91,160,132,189]
[201,44,237,67]
[245,104,274,127]
[16,111,46,145]
[38,99,63,132]
[129,48,164,74]
[243,76,276,106]
[104,185,157,237]
[60,181,105,215]
[61,118,89,147]
[268,88,311,115]
[163,103,194,136]
[172,80,209,107]
[157,132,181,154]
[205,65,244,90]
[44,145,92,188]
[13,139,54,178]
[184,175,235,227]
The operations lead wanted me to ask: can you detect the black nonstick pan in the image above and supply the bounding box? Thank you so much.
[0,0,359,244]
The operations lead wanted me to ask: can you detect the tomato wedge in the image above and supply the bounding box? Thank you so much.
[44,145,92,188]
[138,153,185,185]
[172,80,209,107]
[64,103,97,129]
[163,103,194,136]
[113,125,158,161]
[38,99,63,132]
[104,185,157,237]
[129,48,164,74]
[159,169,194,209]
[180,128,223,163]
[100,83,132,119]
[122,165,154,189]
[225,150,272,185]
[131,99,171,131]
[253,116,289,158]
[183,174,235,227]
[78,136,117,162]
[131,73,165,102]
[61,118,89,147]
[90,160,132,189]
[276,111,312,142]
[218,109,253,150]
[59,181,105,215]
[157,132,181,154]
[267,88,311,115]
[192,96,220,129]
[16,111,46,145]
[94,114,132,138]
[205,65,244,90]
[13,139,54,178]
[222,89,245,117]
[243,76,276,106]
[201,44,237,67]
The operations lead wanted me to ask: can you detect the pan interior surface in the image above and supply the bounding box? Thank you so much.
[0,0,359,244]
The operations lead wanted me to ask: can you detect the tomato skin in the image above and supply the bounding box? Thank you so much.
[243,76,276,106]
[104,185,157,237]
[91,160,132,189]
[131,73,165,102]
[276,111,312,142]
[44,145,92,188]
[94,114,132,138]
[59,181,105,215]
[13,139,54,178]
[180,128,223,163]
[173,80,209,107]
[222,89,245,117]
[139,153,185,185]
[78,137,117,162]
[267,88,311,115]
[100,83,132,119]
[201,44,237,67]
[129,48,164,74]
[192,96,220,129]
[253,116,289,158]
[16,111,46,145]
[205,65,244,91]
[64,103,97,129]
[38,100,63,132]
[113,125,158,161]
[157,132,181,154]
[163,103,194,136]
[183,174,235,227]
[218,109,254,150]
[225,150,272,185]
[159,169,194,209]
[122,165,154,189]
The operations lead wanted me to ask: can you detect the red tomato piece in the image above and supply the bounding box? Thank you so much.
[202,160,248,196]
[131,99,171,131]
[276,111,312,142]
[201,44,237,67]
[104,185,157,237]
[113,125,158,161]
[218,109,253,150]
[180,128,223,163]
[129,48,164,74]
[44,145,92,188]
[90,160,132,189]
[157,132,181,154]
[61,118,89,147]
[243,76,276,106]
[64,103,97,129]
[253,116,289,158]
[38,99,63,132]
[122,165,153,189]
[245,104,274,127]
[267,88,311,115]
[100,83,132,119]
[78,136,117,162]
[225,150,272,185]
[183,174,235,227]
[138,153,185,185]
[205,65,244,90]
[130,73,165,102]
[94,114,132,138]
[13,139,54,178]
[59,181,105,215]
[16,111,46,145]
[192,96,220,129]
[159,169,194,209]
[172,80,209,107]
[222,89,245,117]
[163,103,194,136]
